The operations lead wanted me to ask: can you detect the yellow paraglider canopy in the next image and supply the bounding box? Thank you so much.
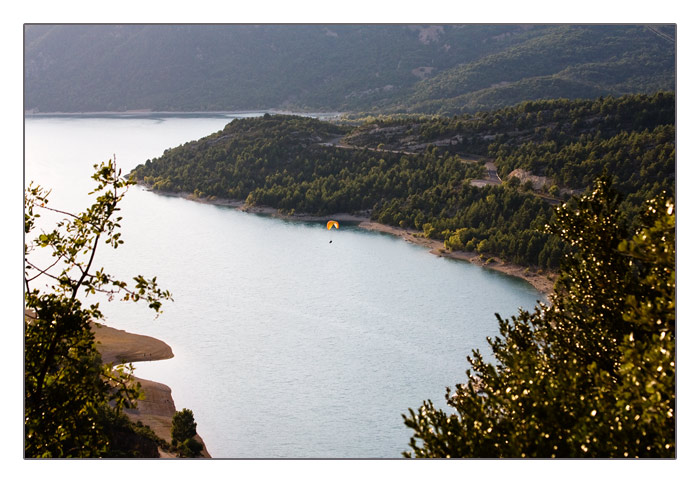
[326,220,339,230]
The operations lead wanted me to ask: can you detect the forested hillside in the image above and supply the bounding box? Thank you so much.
[24,24,675,114]
[130,93,675,270]
[346,92,675,197]
[388,25,676,114]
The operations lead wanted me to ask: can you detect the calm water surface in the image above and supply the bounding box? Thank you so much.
[25,115,543,458]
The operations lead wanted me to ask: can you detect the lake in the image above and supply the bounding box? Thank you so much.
[24,114,544,458]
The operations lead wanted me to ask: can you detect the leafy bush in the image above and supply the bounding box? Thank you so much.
[24,161,172,457]
[403,178,675,457]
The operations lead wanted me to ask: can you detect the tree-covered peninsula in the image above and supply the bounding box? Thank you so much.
[131,93,675,271]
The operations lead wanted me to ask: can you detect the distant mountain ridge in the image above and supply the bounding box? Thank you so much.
[24,24,675,114]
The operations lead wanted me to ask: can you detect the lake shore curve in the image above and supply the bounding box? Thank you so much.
[140,186,556,296]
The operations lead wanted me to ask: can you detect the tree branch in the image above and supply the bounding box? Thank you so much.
[25,257,62,283]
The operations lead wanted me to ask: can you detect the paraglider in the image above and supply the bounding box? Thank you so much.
[327,220,339,243]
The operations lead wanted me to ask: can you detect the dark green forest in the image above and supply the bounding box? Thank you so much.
[130,92,675,270]
[24,24,675,114]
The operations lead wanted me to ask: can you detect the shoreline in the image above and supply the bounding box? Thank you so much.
[144,186,556,296]
[93,323,211,458]
[357,221,556,296]
[24,109,345,119]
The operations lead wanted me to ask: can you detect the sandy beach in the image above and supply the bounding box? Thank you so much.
[93,323,211,458]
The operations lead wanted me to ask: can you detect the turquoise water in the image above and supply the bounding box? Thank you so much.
[24,116,543,458]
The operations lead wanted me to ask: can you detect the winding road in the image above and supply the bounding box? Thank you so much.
[318,136,568,205]
[320,136,502,187]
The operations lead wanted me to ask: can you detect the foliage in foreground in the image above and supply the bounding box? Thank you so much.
[403,178,675,457]
[24,161,172,457]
